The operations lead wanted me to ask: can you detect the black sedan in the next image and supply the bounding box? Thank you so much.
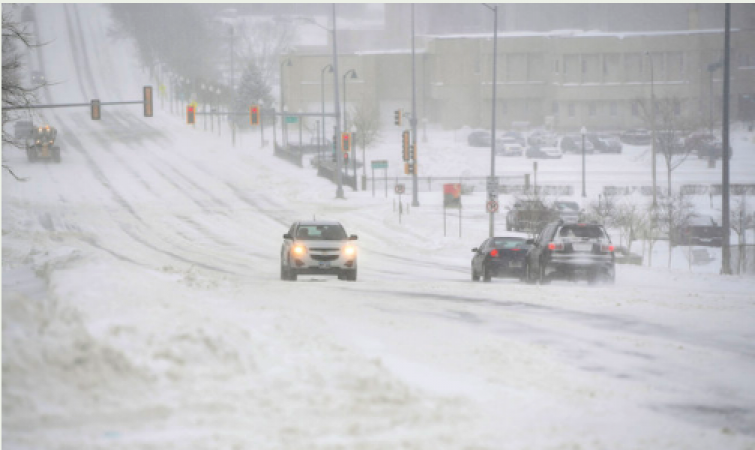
[471,234,530,282]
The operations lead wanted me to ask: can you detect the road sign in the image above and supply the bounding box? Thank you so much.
[395,184,405,194]
[371,160,388,169]
[486,200,499,213]
[285,116,298,124]
[486,176,499,194]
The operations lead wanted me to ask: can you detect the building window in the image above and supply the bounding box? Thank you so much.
[554,59,559,74]
[582,58,587,74]
[674,100,681,116]
[568,102,576,117]
[552,101,559,115]
[632,102,639,117]
[501,101,507,116]
[589,102,597,117]
[610,102,618,117]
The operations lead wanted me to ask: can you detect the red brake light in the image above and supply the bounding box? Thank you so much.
[548,242,564,251]
[511,248,520,251]
[601,244,615,252]
[490,249,499,257]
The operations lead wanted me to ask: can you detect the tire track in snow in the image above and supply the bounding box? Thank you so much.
[61,4,91,100]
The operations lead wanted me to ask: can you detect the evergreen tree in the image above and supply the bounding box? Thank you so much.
[232,60,271,128]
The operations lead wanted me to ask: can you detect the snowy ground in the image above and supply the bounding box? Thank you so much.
[3,4,755,450]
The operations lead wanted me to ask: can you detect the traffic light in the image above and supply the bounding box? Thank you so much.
[91,99,101,120]
[343,152,349,164]
[186,106,195,124]
[341,132,352,153]
[250,105,260,125]
[394,109,402,126]
[143,86,153,117]
[402,130,410,161]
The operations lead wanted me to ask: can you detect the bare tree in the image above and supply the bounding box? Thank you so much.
[633,95,699,195]
[730,195,754,274]
[233,16,296,94]
[585,193,618,226]
[2,10,41,181]
[614,200,648,252]
[350,99,381,153]
[659,193,696,268]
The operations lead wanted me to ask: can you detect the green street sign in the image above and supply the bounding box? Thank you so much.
[285,116,298,124]
[371,160,388,169]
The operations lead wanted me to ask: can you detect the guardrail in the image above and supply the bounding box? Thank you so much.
[273,143,303,167]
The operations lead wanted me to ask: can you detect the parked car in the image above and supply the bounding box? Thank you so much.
[524,221,616,284]
[526,144,563,159]
[281,221,358,281]
[467,130,492,147]
[471,234,531,282]
[684,132,731,160]
[495,137,524,156]
[506,200,558,232]
[620,129,652,146]
[30,70,45,85]
[559,135,595,154]
[670,216,723,247]
[552,200,581,223]
[501,131,526,147]
[527,130,558,147]
[614,246,643,265]
[587,134,623,153]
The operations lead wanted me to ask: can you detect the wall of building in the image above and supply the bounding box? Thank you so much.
[283,28,755,134]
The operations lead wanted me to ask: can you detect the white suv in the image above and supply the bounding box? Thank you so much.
[281,221,358,281]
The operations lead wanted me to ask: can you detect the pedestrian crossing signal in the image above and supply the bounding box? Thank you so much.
[186,106,195,124]
[250,105,259,125]
[394,109,402,126]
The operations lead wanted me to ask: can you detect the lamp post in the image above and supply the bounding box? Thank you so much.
[331,5,344,199]
[581,126,587,198]
[483,3,498,236]
[321,64,333,151]
[280,58,292,147]
[342,69,357,132]
[645,52,657,208]
[216,88,222,137]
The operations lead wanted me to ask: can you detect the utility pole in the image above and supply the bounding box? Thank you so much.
[483,3,498,237]
[722,3,732,274]
[411,4,419,207]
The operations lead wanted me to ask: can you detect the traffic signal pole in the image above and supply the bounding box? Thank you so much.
[410,4,419,207]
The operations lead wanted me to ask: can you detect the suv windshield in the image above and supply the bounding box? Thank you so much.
[296,224,347,240]
[558,225,606,239]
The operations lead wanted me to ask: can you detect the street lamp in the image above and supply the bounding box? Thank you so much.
[483,3,498,237]
[342,69,357,132]
[645,51,657,208]
[280,57,292,147]
[581,126,587,198]
[321,64,333,151]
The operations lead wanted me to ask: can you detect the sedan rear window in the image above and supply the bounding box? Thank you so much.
[492,237,527,248]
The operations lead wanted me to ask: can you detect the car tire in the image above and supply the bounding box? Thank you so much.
[280,260,287,280]
[482,265,492,282]
[346,269,357,281]
[52,146,61,163]
[538,262,551,285]
[524,263,536,284]
[26,147,35,162]
[471,266,480,282]
[289,269,298,281]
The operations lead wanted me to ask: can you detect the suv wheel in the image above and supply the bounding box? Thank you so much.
[346,269,357,281]
[538,262,551,285]
[471,266,480,282]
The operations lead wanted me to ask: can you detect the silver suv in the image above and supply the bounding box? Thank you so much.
[281,221,358,281]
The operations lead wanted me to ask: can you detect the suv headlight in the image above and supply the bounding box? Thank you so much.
[342,245,356,257]
[292,244,306,256]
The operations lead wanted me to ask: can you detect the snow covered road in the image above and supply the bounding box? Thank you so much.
[3,4,755,450]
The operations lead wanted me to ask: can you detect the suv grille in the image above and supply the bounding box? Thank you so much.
[311,255,339,262]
